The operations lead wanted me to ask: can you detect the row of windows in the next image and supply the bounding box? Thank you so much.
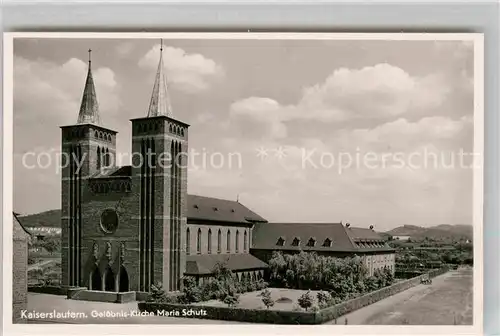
[90,181,131,193]
[97,147,111,169]
[277,237,333,247]
[135,122,185,137]
[355,241,386,248]
[64,128,113,141]
[186,228,248,255]
[95,131,112,142]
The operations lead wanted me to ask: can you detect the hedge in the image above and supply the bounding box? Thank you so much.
[314,267,449,323]
[28,285,67,296]
[138,302,316,324]
[138,267,450,324]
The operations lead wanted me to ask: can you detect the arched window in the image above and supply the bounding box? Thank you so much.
[226,230,231,253]
[244,230,248,251]
[186,228,190,255]
[97,147,101,170]
[236,230,240,252]
[104,148,109,167]
[197,228,202,254]
[217,229,221,253]
[208,229,212,254]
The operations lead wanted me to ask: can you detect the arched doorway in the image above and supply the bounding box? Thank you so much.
[90,267,102,290]
[119,266,129,292]
[103,266,115,292]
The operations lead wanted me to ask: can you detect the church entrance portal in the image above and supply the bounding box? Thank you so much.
[119,266,129,292]
[103,267,115,291]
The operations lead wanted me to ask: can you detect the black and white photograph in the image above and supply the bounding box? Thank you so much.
[3,33,483,333]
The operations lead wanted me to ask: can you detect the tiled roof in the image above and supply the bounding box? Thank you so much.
[251,222,393,253]
[91,166,132,179]
[187,194,267,224]
[346,227,384,241]
[185,253,268,275]
[13,212,31,238]
[89,167,267,224]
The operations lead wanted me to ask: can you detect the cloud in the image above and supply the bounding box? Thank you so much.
[228,63,455,139]
[14,56,119,127]
[298,64,448,120]
[139,45,224,93]
[116,41,134,57]
[13,55,120,213]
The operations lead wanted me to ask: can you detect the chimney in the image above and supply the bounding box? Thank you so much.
[369,225,374,230]
[346,222,350,228]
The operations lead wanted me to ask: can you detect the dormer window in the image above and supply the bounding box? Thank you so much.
[292,237,301,247]
[307,238,316,247]
[231,209,235,213]
[193,204,199,209]
[323,238,332,247]
[276,237,285,246]
[213,207,218,211]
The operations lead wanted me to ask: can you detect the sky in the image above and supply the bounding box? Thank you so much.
[12,37,476,231]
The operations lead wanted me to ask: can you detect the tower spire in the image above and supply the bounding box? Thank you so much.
[77,48,101,125]
[146,39,173,118]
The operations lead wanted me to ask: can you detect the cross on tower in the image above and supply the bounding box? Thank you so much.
[160,39,163,51]
[88,48,92,65]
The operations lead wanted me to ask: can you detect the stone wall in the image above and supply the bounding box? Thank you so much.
[12,235,28,323]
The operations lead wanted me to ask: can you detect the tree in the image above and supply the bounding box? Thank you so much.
[297,291,313,311]
[316,291,331,308]
[148,282,168,303]
[223,294,239,308]
[180,277,202,303]
[41,238,60,254]
[260,288,275,309]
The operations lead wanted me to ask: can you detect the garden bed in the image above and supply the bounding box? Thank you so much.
[139,267,449,324]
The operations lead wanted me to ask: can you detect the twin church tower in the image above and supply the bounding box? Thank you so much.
[60,42,188,293]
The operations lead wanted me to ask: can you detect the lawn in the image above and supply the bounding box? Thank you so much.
[193,288,323,311]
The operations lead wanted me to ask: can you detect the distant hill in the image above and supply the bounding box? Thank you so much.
[386,224,472,241]
[18,209,61,228]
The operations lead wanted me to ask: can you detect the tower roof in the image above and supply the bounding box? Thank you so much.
[146,41,173,118]
[77,49,102,125]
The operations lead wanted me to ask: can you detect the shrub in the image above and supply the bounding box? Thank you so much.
[316,291,331,307]
[256,279,268,290]
[260,289,275,309]
[297,291,313,311]
[147,282,168,303]
[222,294,240,308]
[180,277,202,303]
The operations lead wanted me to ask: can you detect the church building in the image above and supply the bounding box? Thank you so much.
[61,44,394,296]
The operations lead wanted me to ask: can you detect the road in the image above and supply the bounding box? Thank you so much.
[325,268,473,325]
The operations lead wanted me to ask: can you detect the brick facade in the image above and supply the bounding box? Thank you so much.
[13,214,30,323]
[61,116,188,294]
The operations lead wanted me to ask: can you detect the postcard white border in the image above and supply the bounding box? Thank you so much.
[2,32,484,336]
